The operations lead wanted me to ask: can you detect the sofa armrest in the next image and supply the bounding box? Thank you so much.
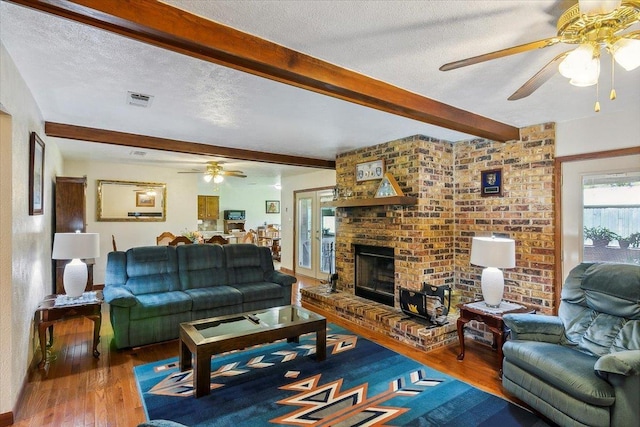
[264,270,297,287]
[503,313,564,343]
[103,285,137,307]
[595,350,640,377]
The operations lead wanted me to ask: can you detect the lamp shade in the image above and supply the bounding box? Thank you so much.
[52,233,100,260]
[470,237,515,269]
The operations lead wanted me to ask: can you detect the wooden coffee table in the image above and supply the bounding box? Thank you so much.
[179,305,326,397]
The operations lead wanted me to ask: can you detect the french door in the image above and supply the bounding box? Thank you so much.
[295,189,335,280]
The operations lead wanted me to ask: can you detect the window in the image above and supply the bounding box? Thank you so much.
[583,171,640,265]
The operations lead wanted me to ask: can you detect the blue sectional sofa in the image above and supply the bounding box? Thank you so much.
[103,243,296,349]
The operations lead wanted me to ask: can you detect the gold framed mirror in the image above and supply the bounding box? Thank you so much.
[97,180,166,222]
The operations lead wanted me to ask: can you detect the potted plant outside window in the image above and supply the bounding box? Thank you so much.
[583,226,619,248]
[620,232,640,249]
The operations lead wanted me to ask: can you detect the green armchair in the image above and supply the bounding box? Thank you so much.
[502,262,640,427]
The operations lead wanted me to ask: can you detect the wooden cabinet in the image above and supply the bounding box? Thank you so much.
[54,176,92,294]
[197,195,219,220]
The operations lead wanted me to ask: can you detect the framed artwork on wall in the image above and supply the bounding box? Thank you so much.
[481,168,503,197]
[356,159,385,182]
[266,200,280,213]
[29,132,45,215]
[136,191,156,207]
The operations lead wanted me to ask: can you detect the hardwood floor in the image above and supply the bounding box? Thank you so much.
[13,275,515,426]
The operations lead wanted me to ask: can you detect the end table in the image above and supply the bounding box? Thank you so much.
[456,300,534,373]
[34,292,103,369]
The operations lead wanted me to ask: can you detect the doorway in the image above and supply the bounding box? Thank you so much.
[294,188,335,280]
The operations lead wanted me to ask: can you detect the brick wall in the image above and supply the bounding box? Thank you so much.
[335,135,454,300]
[333,123,556,315]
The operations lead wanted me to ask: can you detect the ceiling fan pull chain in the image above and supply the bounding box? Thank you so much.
[595,79,601,112]
[610,54,617,101]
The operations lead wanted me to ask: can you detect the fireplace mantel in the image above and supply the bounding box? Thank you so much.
[322,195,417,208]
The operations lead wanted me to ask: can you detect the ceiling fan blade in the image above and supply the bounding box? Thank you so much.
[227,173,247,178]
[440,37,560,71]
[620,29,640,40]
[177,171,205,174]
[223,169,245,174]
[508,50,572,101]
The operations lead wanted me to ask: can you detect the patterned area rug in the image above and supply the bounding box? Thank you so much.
[135,324,549,426]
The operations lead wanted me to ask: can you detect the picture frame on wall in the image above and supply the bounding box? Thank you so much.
[266,200,280,213]
[481,168,503,197]
[29,132,45,215]
[355,159,385,182]
[135,191,156,207]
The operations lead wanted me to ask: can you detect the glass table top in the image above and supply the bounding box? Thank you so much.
[184,305,324,342]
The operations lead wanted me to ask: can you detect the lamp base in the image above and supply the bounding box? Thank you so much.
[63,258,88,298]
[481,267,504,308]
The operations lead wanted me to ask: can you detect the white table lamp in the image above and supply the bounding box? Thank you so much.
[470,236,516,308]
[52,232,100,297]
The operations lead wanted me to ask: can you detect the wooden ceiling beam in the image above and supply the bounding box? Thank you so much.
[45,122,336,169]
[11,0,520,142]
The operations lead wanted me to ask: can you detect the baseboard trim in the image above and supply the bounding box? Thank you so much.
[0,411,13,426]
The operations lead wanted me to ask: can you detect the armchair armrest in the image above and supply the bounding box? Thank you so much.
[264,270,297,287]
[103,285,137,307]
[503,313,564,343]
[595,350,640,377]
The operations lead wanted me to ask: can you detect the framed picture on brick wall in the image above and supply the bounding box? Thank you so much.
[481,168,502,197]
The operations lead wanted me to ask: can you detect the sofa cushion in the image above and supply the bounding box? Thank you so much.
[177,244,228,290]
[232,282,285,303]
[125,246,180,295]
[503,340,615,406]
[184,286,243,311]
[129,291,192,320]
[582,263,640,320]
[224,244,262,268]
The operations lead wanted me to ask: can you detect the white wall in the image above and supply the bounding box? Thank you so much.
[281,169,336,271]
[556,105,640,157]
[62,160,285,283]
[64,159,200,284]
[0,42,64,416]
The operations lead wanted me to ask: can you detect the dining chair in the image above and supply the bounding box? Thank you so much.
[168,235,193,246]
[156,231,176,245]
[205,235,229,245]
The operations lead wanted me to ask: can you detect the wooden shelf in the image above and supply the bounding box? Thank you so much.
[322,196,417,208]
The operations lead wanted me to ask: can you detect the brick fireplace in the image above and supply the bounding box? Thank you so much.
[301,124,556,351]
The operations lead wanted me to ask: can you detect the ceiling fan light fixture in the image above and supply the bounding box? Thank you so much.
[203,173,213,183]
[559,43,598,78]
[578,0,622,15]
[569,56,601,86]
[612,38,640,71]
[213,174,224,184]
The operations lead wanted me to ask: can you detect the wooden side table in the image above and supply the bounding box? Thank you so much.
[456,300,534,372]
[34,293,103,369]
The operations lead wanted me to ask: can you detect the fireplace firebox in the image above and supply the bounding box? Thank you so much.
[355,245,394,306]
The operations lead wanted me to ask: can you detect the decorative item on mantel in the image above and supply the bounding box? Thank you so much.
[52,232,100,297]
[470,236,516,307]
[355,159,385,182]
[375,173,404,198]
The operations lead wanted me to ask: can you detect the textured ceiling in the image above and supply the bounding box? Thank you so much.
[1,1,639,177]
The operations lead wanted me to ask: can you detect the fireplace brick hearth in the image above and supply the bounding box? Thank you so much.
[301,285,458,352]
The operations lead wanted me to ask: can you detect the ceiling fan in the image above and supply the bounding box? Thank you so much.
[178,161,247,183]
[440,0,640,111]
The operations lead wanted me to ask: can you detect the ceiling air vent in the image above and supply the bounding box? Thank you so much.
[129,150,147,157]
[126,91,154,107]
